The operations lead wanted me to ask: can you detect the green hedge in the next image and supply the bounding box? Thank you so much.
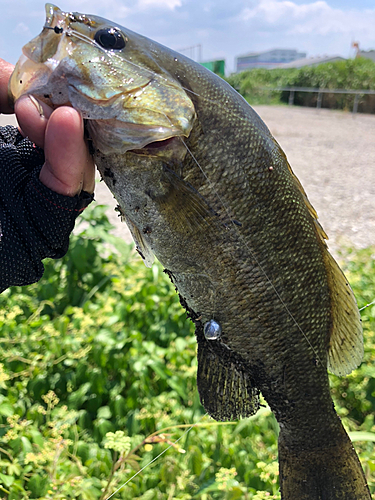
[0,205,374,499]
[226,58,375,112]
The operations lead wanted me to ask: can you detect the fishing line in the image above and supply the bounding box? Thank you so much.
[66,21,324,364]
[62,26,226,107]
[64,28,173,85]
[177,136,324,367]
[212,284,217,322]
[359,300,375,311]
[48,27,219,489]
[66,25,327,366]
[46,18,327,489]
[104,413,208,500]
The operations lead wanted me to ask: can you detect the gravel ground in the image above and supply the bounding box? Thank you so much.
[2,105,374,258]
[254,105,375,259]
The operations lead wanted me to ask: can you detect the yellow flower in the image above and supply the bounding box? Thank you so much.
[42,391,60,408]
[0,363,10,386]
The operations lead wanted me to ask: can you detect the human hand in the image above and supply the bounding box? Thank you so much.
[16,96,95,196]
[0,59,14,114]
[0,58,95,197]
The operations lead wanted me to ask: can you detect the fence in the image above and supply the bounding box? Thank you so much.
[271,87,375,113]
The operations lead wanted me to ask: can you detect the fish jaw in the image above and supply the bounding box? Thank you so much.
[9,5,78,108]
[9,4,195,154]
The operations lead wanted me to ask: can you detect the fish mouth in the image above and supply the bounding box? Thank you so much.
[134,136,176,151]
[10,3,196,156]
[86,117,188,155]
[129,136,185,158]
[144,137,175,149]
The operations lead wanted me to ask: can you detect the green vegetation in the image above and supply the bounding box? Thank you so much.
[226,58,375,112]
[0,205,374,499]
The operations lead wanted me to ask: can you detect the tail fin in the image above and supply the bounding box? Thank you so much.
[278,426,371,500]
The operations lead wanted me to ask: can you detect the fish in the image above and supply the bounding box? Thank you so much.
[9,4,371,499]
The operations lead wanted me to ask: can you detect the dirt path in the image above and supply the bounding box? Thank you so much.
[2,105,374,258]
[254,105,375,258]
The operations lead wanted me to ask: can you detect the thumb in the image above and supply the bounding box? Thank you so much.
[39,107,95,196]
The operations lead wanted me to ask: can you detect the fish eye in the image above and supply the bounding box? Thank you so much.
[94,27,126,50]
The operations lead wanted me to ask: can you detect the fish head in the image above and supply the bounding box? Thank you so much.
[9,3,196,154]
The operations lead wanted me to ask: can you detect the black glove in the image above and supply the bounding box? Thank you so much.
[0,125,94,293]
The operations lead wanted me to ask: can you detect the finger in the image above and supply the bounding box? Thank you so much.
[0,59,15,114]
[39,107,95,196]
[15,95,53,148]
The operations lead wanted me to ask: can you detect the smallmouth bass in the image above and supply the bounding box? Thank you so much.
[9,5,371,499]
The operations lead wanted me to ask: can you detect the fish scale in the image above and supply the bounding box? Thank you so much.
[9,5,370,498]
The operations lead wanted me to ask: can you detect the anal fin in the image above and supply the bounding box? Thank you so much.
[197,334,259,421]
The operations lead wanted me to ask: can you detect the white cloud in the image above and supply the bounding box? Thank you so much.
[12,22,32,36]
[1,0,375,70]
[240,0,375,38]
[137,0,182,9]
[242,0,333,24]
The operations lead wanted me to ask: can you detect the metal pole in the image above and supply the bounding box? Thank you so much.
[288,90,295,106]
[317,92,323,109]
[353,94,360,114]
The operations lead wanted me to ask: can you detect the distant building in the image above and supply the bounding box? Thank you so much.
[236,49,307,72]
[279,55,346,69]
[359,50,375,62]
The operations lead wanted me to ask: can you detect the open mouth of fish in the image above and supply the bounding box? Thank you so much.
[139,136,175,149]
[128,136,181,156]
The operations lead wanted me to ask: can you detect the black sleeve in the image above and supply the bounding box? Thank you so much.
[0,125,94,293]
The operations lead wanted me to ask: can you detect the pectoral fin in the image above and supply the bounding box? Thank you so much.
[159,166,232,235]
[123,213,155,268]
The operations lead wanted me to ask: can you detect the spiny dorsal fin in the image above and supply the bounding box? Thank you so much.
[292,176,329,242]
[323,250,363,376]
[276,144,329,243]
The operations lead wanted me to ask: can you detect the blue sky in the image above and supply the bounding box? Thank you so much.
[1,0,374,73]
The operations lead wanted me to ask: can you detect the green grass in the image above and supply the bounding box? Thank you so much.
[0,205,374,499]
[225,58,375,112]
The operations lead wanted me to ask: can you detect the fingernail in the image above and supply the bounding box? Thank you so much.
[28,95,45,118]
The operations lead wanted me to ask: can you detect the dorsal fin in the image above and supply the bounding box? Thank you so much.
[276,146,363,376]
[276,143,329,243]
[323,250,363,376]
